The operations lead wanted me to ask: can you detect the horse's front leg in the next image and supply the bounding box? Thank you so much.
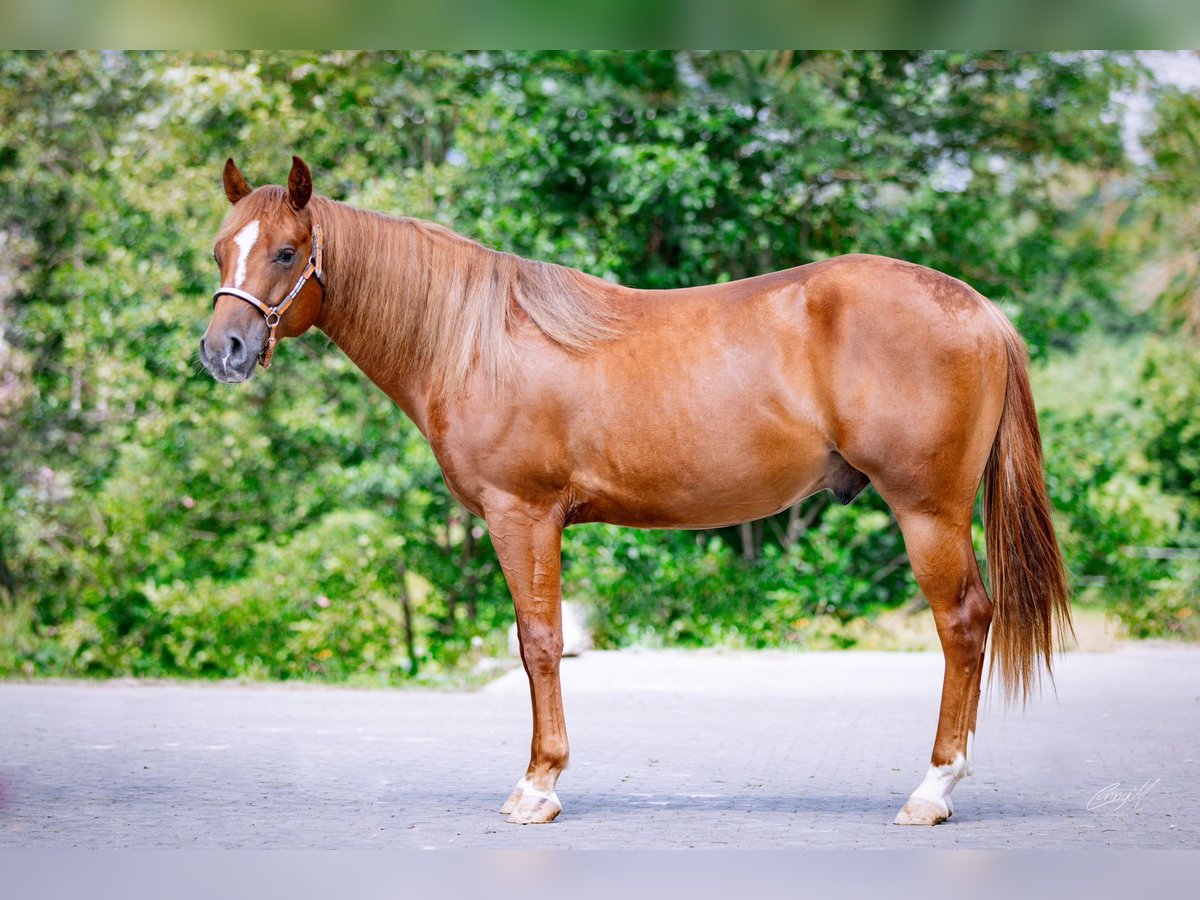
[487,501,568,825]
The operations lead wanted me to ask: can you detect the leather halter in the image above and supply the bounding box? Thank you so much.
[212,221,325,368]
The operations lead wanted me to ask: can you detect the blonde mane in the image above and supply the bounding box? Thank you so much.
[295,193,621,396]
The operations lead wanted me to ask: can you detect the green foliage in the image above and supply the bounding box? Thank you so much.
[1036,337,1200,640]
[1139,342,1200,526]
[565,498,910,649]
[452,51,1147,354]
[1,51,1197,682]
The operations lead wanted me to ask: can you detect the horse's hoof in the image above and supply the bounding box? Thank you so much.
[505,790,562,825]
[893,797,951,826]
[499,784,524,816]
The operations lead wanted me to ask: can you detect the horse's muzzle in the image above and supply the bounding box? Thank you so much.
[199,331,260,383]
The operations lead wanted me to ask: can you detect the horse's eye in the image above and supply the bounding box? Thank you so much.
[277,248,296,265]
[213,252,220,267]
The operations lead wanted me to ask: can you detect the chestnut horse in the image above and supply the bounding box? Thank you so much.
[199,157,1071,827]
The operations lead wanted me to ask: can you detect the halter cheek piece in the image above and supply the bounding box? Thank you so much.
[212,221,325,369]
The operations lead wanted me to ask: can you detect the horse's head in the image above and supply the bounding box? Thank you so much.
[199,156,325,382]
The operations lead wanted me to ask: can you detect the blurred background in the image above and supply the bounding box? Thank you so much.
[0,51,1197,685]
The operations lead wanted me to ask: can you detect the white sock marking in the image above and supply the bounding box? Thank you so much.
[510,777,560,809]
[232,220,260,288]
[908,752,969,815]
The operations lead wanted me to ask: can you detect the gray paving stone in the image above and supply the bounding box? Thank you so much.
[1,645,1196,848]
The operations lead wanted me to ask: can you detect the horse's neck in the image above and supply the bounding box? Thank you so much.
[322,323,436,438]
[311,200,436,437]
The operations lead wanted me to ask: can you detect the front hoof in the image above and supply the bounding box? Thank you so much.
[506,790,562,825]
[499,783,525,816]
[893,797,951,826]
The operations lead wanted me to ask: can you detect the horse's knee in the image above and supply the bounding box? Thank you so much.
[518,621,563,675]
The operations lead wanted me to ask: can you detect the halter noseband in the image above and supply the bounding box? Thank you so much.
[212,221,325,369]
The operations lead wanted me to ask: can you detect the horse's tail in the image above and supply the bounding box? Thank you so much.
[982,322,1073,705]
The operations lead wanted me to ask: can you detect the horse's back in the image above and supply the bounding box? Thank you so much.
[617,252,1000,346]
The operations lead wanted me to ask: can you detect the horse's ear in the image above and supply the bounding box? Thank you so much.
[223,158,252,205]
[287,155,312,211]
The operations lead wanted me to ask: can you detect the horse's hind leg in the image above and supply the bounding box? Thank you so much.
[487,500,569,825]
[889,506,993,825]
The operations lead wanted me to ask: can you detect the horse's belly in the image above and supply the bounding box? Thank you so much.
[589,484,821,530]
[571,426,846,529]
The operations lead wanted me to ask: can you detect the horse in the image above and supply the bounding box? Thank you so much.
[199,156,1071,827]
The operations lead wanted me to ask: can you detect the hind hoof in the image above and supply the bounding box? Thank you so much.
[894,797,951,825]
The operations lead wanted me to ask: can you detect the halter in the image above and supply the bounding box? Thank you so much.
[212,221,325,368]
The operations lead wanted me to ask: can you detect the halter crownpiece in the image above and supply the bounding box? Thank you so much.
[212,221,325,368]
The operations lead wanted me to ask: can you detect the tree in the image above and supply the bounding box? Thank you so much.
[1,51,1195,679]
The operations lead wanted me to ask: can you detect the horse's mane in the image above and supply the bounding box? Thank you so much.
[287,192,621,396]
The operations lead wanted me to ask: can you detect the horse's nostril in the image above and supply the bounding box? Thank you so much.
[228,334,245,363]
[199,337,207,357]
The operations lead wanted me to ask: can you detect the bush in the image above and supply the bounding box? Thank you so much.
[1036,337,1200,639]
[565,495,913,649]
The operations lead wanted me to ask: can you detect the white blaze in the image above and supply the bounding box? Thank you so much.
[232,220,260,288]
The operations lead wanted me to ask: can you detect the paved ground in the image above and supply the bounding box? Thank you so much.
[1,646,1197,848]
